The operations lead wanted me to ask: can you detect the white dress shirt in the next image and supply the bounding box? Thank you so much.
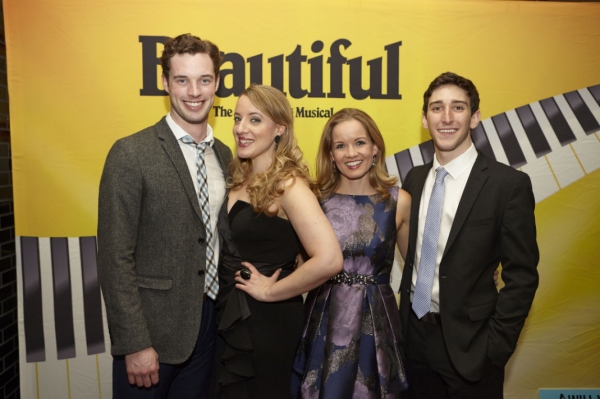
[166,113,226,272]
[411,143,478,312]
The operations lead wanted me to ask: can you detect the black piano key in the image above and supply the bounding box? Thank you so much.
[80,236,106,355]
[394,149,414,183]
[50,238,76,359]
[539,98,576,146]
[564,91,600,135]
[588,84,600,105]
[492,114,527,168]
[515,105,552,158]
[471,123,496,161]
[21,237,46,362]
[419,141,435,165]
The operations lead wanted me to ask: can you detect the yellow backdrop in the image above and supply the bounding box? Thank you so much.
[6,0,600,398]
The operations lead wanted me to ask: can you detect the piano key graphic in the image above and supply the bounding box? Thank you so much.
[563,90,599,135]
[20,237,46,362]
[387,84,600,204]
[80,236,106,356]
[50,237,76,359]
[586,84,600,105]
[18,236,106,362]
[490,114,526,168]
[16,84,600,365]
[514,104,552,159]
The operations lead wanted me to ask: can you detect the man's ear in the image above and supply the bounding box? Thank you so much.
[162,74,170,94]
[422,112,429,130]
[470,109,481,129]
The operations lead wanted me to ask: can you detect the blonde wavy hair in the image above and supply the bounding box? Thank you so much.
[228,84,314,216]
[316,108,398,201]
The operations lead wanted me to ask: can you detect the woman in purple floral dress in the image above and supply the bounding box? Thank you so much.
[292,108,411,398]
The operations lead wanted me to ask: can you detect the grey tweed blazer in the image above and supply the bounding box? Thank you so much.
[97,117,232,364]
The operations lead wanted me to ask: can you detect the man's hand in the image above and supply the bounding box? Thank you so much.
[125,347,159,387]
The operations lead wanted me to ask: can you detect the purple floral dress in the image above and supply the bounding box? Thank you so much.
[292,187,408,398]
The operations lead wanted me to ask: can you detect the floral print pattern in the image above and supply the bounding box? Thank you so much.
[292,188,408,398]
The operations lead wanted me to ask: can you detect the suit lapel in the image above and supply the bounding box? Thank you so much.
[443,153,489,257]
[155,118,204,221]
[212,140,231,180]
[406,164,431,263]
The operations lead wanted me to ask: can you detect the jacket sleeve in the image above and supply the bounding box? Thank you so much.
[97,139,152,356]
[487,172,539,367]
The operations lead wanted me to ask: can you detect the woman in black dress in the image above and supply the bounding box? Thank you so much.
[214,84,342,399]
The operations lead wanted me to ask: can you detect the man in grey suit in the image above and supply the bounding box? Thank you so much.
[399,72,539,398]
[98,33,232,398]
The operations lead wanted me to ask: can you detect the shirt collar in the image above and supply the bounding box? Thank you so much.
[432,142,478,179]
[166,112,214,147]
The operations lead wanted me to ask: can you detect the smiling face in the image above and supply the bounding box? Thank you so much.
[330,119,379,185]
[162,53,219,140]
[233,95,284,173]
[423,84,481,164]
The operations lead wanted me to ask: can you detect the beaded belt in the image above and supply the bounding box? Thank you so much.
[329,272,390,286]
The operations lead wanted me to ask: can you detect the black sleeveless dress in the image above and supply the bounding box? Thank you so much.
[215,199,304,399]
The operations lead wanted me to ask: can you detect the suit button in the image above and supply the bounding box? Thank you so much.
[198,237,205,244]
[198,270,205,276]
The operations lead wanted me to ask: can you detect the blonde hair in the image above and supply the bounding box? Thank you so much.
[228,84,314,216]
[316,108,397,200]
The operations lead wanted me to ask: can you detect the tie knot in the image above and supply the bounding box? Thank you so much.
[180,135,195,144]
[181,135,209,152]
[435,167,448,182]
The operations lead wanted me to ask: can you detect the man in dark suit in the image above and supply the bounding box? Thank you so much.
[399,72,539,398]
[98,33,232,398]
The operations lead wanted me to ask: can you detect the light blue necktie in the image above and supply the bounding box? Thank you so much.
[412,167,449,319]
[181,135,218,300]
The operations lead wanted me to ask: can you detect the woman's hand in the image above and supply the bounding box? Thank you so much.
[234,261,282,302]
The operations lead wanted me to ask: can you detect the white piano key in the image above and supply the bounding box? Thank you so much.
[480,119,510,166]
[37,238,72,399]
[505,110,540,164]
[385,155,400,181]
[67,239,85,354]
[38,238,55,359]
[554,95,589,141]
[578,88,600,125]
[570,136,600,174]
[409,145,425,167]
[520,157,560,203]
[528,102,585,188]
[529,102,563,152]
[554,95,600,174]
[504,109,561,201]
[545,145,585,189]
[391,247,404,293]
[67,238,105,398]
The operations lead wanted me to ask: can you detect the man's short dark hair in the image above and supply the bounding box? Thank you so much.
[423,72,480,114]
[160,33,221,79]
